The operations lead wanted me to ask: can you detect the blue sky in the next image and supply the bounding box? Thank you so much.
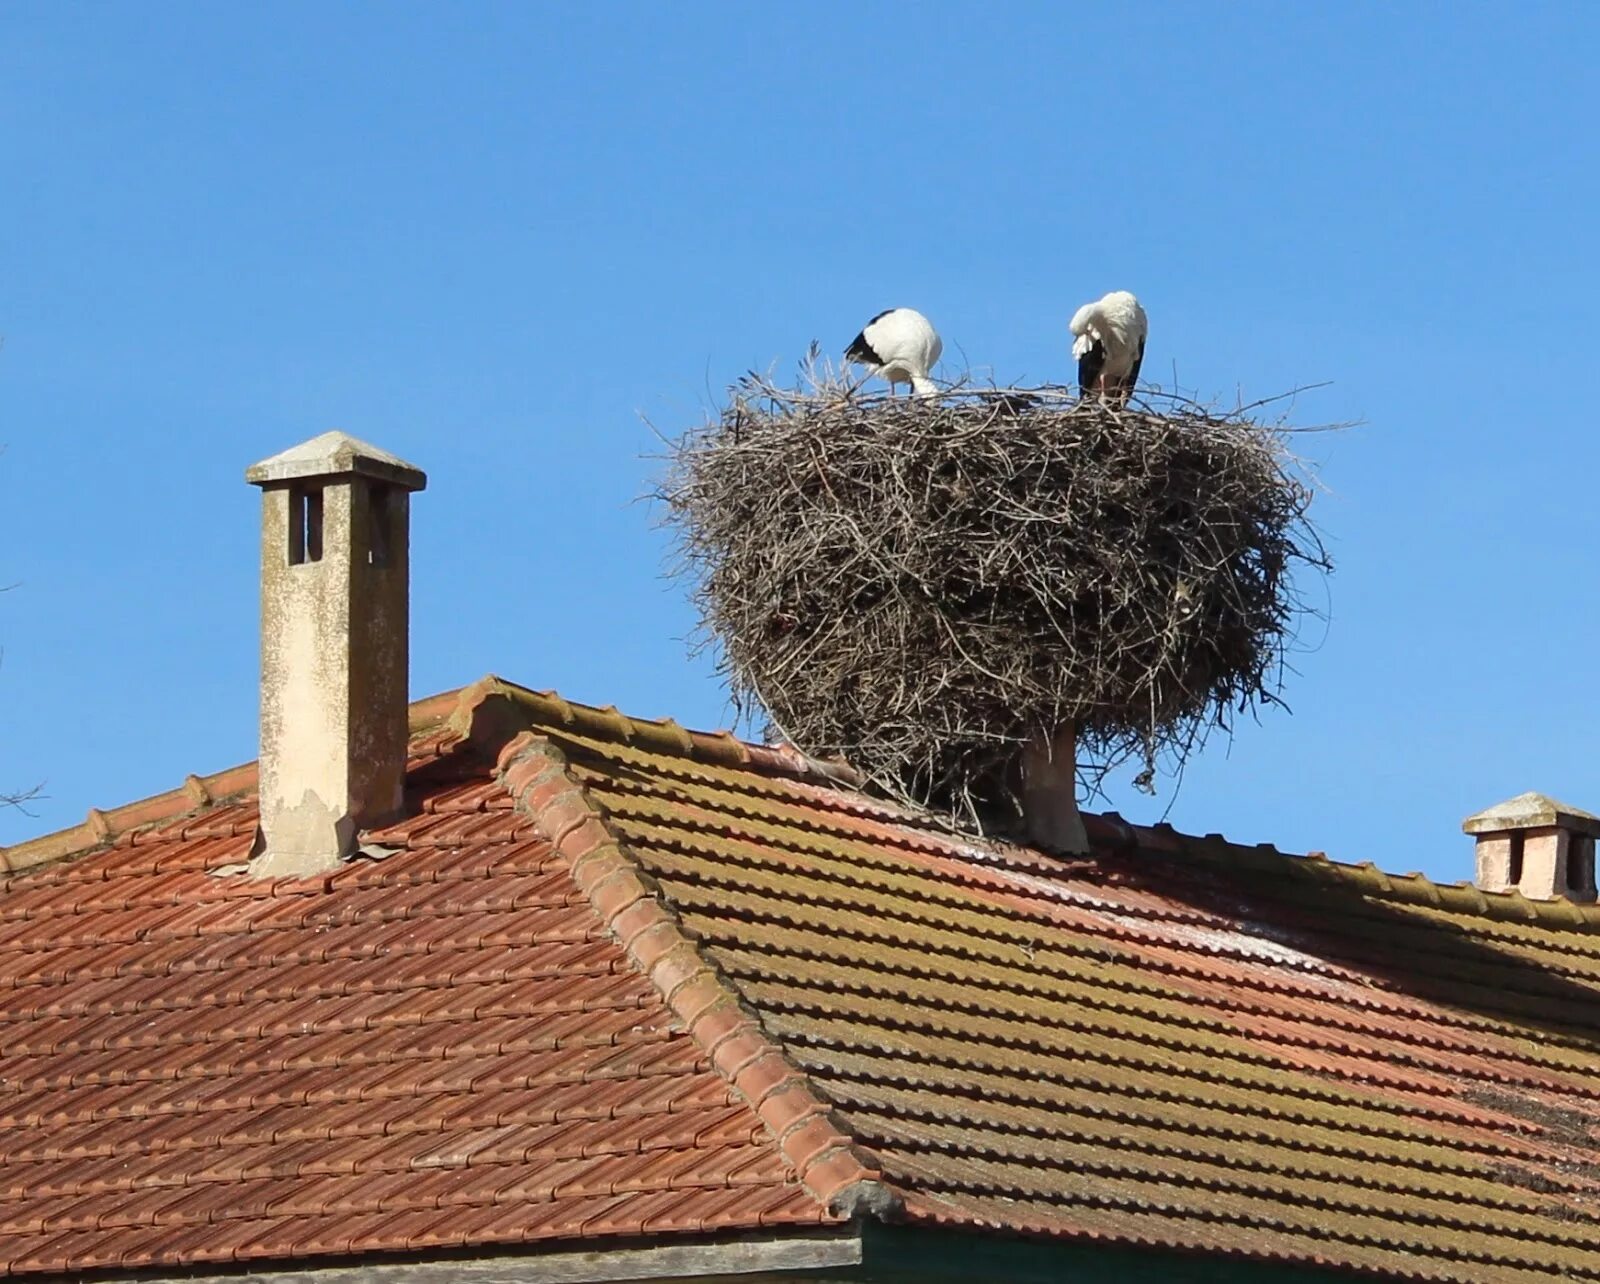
[3,3,1598,885]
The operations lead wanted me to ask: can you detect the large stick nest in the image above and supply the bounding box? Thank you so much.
[658,364,1329,831]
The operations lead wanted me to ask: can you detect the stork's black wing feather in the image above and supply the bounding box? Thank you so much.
[1120,334,1145,400]
[1124,336,1146,396]
[845,330,882,365]
[1077,339,1106,398]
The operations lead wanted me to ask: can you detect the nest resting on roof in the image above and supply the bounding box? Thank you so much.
[659,369,1328,828]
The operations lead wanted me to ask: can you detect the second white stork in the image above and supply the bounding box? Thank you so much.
[845,307,942,398]
[1069,291,1147,407]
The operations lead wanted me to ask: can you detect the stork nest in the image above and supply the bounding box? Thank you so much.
[657,366,1329,829]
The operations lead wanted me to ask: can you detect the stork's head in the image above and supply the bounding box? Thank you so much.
[1069,303,1099,361]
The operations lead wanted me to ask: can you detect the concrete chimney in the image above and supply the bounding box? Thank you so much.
[1019,723,1088,854]
[1463,792,1600,902]
[245,432,426,876]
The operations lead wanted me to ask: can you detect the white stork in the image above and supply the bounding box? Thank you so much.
[845,307,942,398]
[1069,291,1147,407]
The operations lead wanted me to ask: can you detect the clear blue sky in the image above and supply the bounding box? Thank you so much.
[3,3,1598,886]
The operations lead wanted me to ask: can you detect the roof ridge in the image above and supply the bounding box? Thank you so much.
[494,728,897,1221]
[468,676,863,791]
[0,761,258,875]
[1085,812,1600,931]
[0,673,859,882]
[0,691,471,877]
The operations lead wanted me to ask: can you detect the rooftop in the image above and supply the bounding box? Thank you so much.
[2,677,1599,1281]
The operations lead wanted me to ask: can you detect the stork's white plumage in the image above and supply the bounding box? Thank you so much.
[845,307,942,397]
[1069,291,1148,407]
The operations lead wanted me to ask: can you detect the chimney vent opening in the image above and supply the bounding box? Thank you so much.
[367,482,393,569]
[288,485,324,566]
[1572,835,1598,899]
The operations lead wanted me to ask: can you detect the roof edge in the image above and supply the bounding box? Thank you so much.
[1083,811,1600,930]
[459,676,864,789]
[0,761,258,875]
[113,1229,865,1284]
[0,687,473,876]
[0,672,863,879]
[495,729,897,1220]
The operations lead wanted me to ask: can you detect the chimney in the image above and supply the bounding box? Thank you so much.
[1463,792,1600,902]
[1019,722,1088,854]
[246,432,427,876]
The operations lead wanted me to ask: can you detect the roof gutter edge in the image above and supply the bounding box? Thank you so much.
[98,1227,866,1284]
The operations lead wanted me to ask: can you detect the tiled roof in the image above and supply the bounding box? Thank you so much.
[4,677,1600,1281]
[0,712,828,1277]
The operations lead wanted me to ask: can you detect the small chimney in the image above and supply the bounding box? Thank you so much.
[1019,723,1088,854]
[1463,792,1600,901]
[246,432,427,876]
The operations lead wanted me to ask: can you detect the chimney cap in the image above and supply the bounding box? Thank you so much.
[246,431,427,492]
[1462,791,1600,838]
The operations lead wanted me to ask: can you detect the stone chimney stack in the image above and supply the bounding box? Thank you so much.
[246,432,427,877]
[1463,792,1600,902]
